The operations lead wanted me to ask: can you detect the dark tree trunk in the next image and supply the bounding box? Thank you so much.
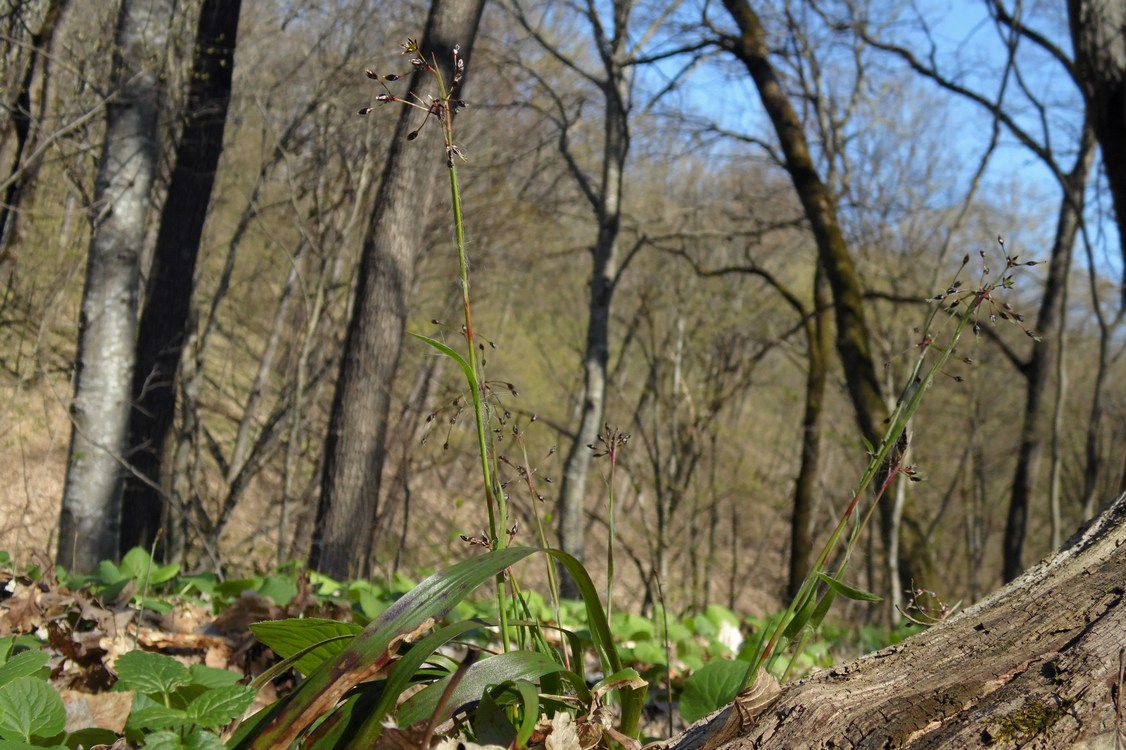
[718,0,887,451]
[669,492,1126,749]
[720,0,926,601]
[1002,122,1095,582]
[788,268,830,598]
[57,0,174,573]
[120,0,242,558]
[309,0,487,580]
[1069,0,1126,304]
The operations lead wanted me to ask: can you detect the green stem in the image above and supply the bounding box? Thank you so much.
[742,286,988,689]
[446,118,510,652]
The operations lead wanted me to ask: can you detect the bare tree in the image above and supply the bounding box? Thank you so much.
[501,0,707,596]
[57,0,174,572]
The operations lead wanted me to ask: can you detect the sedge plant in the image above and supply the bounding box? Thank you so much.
[227,39,645,748]
[731,240,1041,696]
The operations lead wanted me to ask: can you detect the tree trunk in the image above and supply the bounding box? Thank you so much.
[670,492,1126,749]
[555,3,631,598]
[1069,0,1126,304]
[720,0,918,602]
[309,0,486,580]
[57,0,173,573]
[120,0,242,558]
[787,267,830,599]
[1002,122,1095,582]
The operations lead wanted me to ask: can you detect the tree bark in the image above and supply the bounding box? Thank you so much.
[1069,0,1126,304]
[719,0,927,601]
[788,267,830,598]
[309,0,486,580]
[1002,122,1095,582]
[553,1,631,598]
[57,0,173,573]
[670,492,1126,749]
[120,0,242,558]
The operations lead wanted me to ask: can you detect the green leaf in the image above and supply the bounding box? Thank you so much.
[187,664,241,690]
[93,560,127,585]
[138,730,187,749]
[186,685,256,728]
[249,619,362,677]
[817,572,883,603]
[115,651,191,696]
[396,651,566,727]
[120,548,178,584]
[472,690,516,748]
[631,641,666,665]
[679,659,748,724]
[0,676,67,742]
[127,692,191,731]
[255,576,298,607]
[409,333,477,388]
[0,651,49,689]
[141,728,225,750]
[704,604,741,629]
[510,679,541,748]
[230,546,539,750]
[64,727,118,749]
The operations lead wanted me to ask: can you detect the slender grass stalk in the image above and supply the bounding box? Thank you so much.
[742,248,1035,689]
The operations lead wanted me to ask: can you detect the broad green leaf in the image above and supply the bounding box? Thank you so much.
[249,619,362,677]
[93,560,127,585]
[0,651,49,688]
[64,726,118,748]
[631,641,666,665]
[679,659,748,724]
[140,728,225,750]
[255,576,298,607]
[115,651,191,696]
[188,664,241,689]
[121,548,178,584]
[704,604,741,629]
[0,676,66,741]
[817,572,883,603]
[0,740,63,750]
[127,692,191,731]
[178,573,219,597]
[186,685,256,728]
[230,546,539,750]
[472,689,516,748]
[396,651,566,727]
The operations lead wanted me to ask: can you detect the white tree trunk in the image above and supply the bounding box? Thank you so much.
[58,0,173,572]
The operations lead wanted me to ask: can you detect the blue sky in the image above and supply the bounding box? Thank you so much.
[632,0,1122,291]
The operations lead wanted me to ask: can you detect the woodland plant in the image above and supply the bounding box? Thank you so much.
[679,239,1042,724]
[224,40,647,749]
[226,38,1041,746]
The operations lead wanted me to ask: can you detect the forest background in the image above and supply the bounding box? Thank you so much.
[1,0,1124,633]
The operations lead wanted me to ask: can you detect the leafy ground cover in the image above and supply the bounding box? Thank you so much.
[0,548,912,748]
